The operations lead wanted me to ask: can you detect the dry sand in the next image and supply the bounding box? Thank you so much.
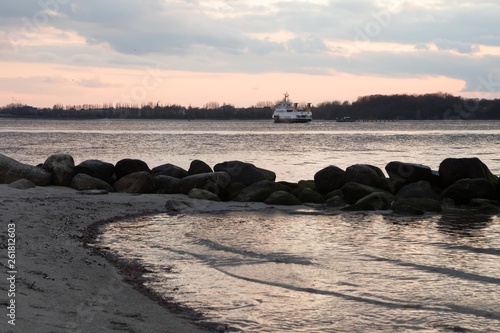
[0,184,282,333]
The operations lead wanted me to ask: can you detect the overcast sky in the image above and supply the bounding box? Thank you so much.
[1,0,499,107]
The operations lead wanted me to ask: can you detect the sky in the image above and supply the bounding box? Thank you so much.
[1,0,500,108]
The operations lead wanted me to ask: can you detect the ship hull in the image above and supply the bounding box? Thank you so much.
[273,117,312,123]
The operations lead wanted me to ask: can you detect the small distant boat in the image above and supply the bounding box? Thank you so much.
[336,116,356,122]
[273,93,312,123]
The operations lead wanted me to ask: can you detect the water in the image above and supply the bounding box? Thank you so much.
[2,118,500,181]
[98,211,500,332]
[2,118,500,331]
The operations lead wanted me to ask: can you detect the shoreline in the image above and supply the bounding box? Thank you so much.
[1,185,261,332]
[1,184,299,332]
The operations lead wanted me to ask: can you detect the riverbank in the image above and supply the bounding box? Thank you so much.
[1,185,287,332]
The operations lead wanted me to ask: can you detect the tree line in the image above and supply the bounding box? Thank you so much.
[1,93,499,120]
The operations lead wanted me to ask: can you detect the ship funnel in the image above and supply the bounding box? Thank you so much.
[293,103,298,112]
[306,103,311,112]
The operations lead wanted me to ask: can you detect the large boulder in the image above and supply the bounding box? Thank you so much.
[441,178,498,205]
[115,159,150,181]
[0,153,51,186]
[264,191,301,206]
[188,188,221,202]
[314,165,345,193]
[344,164,389,191]
[341,182,394,205]
[71,173,114,192]
[214,161,275,186]
[154,175,182,194]
[188,160,213,176]
[152,163,188,179]
[74,159,115,184]
[439,157,498,188]
[297,188,325,204]
[43,153,75,186]
[385,161,440,189]
[396,181,441,201]
[342,192,393,211]
[177,172,231,195]
[234,180,288,202]
[113,171,155,193]
[392,198,442,215]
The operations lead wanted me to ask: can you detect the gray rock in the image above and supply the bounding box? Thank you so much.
[188,188,221,201]
[297,188,325,204]
[441,178,498,205]
[396,181,441,201]
[177,172,231,195]
[152,163,188,179]
[392,198,442,215]
[115,158,150,181]
[314,165,345,193]
[234,180,288,202]
[342,192,393,211]
[341,182,394,205]
[0,153,52,186]
[71,173,114,192]
[188,160,213,176]
[385,161,440,190]
[154,175,182,194]
[264,191,301,206]
[439,157,498,188]
[74,159,115,184]
[324,196,347,208]
[43,153,75,186]
[214,161,276,186]
[8,179,36,190]
[113,171,155,193]
[344,164,389,191]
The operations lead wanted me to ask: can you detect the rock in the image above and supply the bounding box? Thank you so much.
[314,165,345,193]
[218,182,247,201]
[188,188,221,201]
[342,192,393,211]
[477,204,500,215]
[234,180,288,202]
[43,153,75,186]
[264,191,301,206]
[344,164,389,191]
[188,160,213,175]
[8,179,36,190]
[341,182,394,205]
[74,159,115,184]
[115,158,150,181]
[439,157,498,188]
[441,178,498,205]
[326,189,344,200]
[324,196,347,208]
[113,171,155,193]
[392,198,442,215]
[297,188,325,204]
[165,200,193,215]
[277,181,298,191]
[154,175,182,194]
[396,181,441,201]
[152,163,188,179]
[214,161,276,186]
[78,189,109,195]
[385,161,440,190]
[0,153,52,186]
[177,172,231,195]
[71,173,114,192]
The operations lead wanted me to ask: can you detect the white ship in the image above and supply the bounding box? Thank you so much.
[272,93,312,123]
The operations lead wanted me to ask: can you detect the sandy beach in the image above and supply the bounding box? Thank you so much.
[0,184,279,333]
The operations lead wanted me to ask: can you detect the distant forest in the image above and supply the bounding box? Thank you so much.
[1,93,500,120]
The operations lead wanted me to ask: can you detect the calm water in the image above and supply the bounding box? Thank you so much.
[1,118,500,181]
[2,118,500,331]
[99,211,500,332]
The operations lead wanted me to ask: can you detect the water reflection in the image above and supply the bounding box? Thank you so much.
[437,213,495,237]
